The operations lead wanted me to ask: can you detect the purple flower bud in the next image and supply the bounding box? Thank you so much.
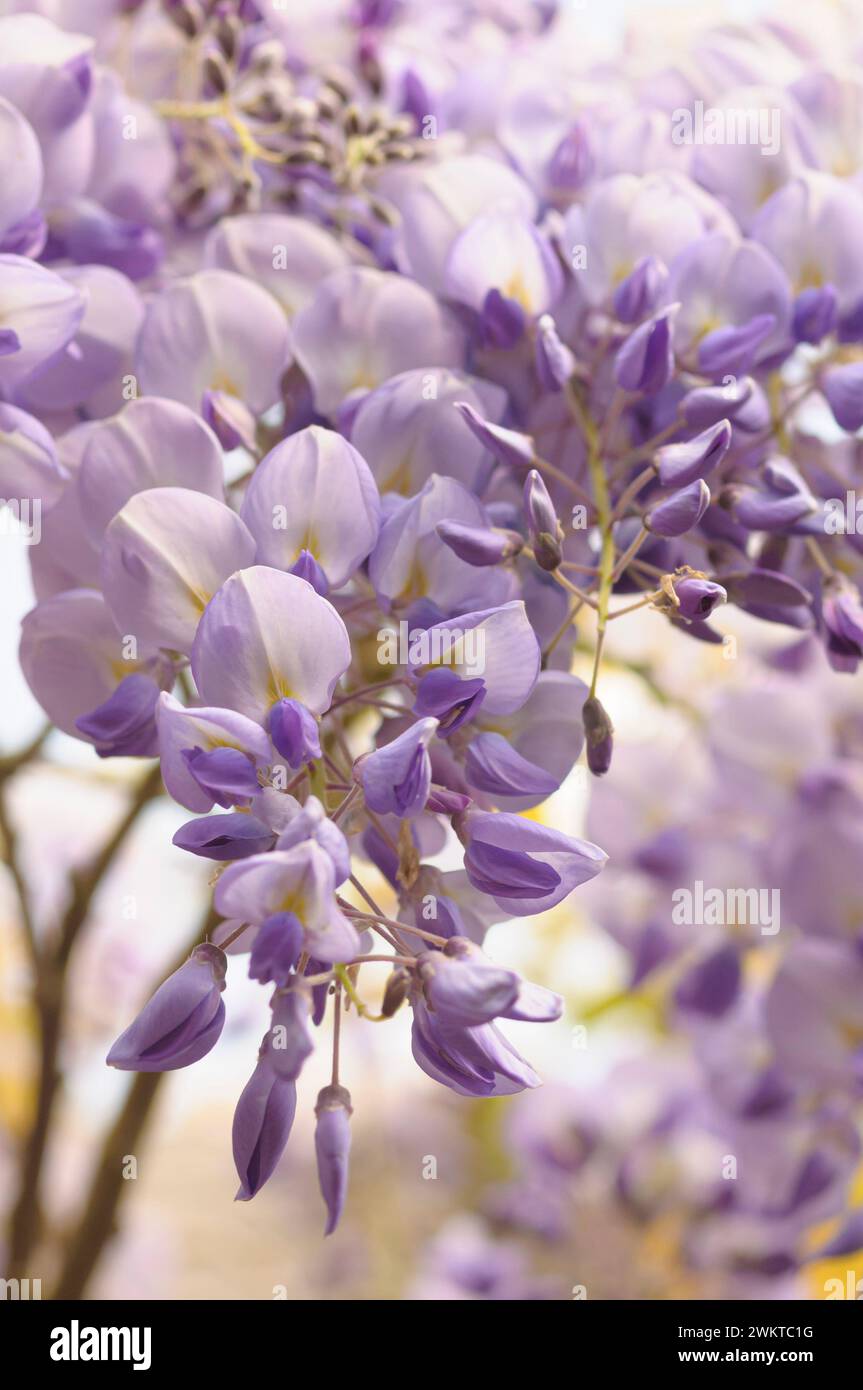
[547,123,592,191]
[535,313,575,390]
[655,420,731,488]
[792,284,838,345]
[581,695,613,777]
[107,943,227,1071]
[75,672,162,758]
[681,376,758,429]
[268,987,315,1080]
[523,467,560,539]
[675,946,741,1017]
[480,288,526,349]
[426,785,473,815]
[613,255,668,325]
[436,519,523,567]
[732,462,817,533]
[249,911,304,986]
[233,1051,297,1200]
[821,361,863,432]
[614,305,677,394]
[645,479,710,537]
[381,966,410,1017]
[172,811,276,860]
[454,401,535,471]
[413,669,486,735]
[289,548,329,595]
[361,717,438,818]
[673,575,727,621]
[314,1083,353,1236]
[418,938,520,1026]
[822,578,863,673]
[697,313,775,377]
[181,746,261,808]
[268,698,321,768]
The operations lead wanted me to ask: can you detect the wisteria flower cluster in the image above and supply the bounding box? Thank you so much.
[4,0,863,1248]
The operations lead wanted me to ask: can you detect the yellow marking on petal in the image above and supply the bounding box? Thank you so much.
[797,261,824,292]
[503,271,534,313]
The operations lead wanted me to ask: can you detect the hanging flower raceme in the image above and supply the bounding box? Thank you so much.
[11,0,863,1270]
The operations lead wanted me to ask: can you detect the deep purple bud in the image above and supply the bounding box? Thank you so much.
[172,811,276,860]
[481,288,526,349]
[249,912,304,986]
[792,285,838,345]
[289,548,329,595]
[233,1052,297,1200]
[581,695,613,777]
[822,578,863,673]
[675,945,741,1017]
[697,313,775,377]
[645,479,710,537]
[76,672,161,758]
[417,938,519,1026]
[535,313,575,390]
[613,255,668,325]
[436,519,523,567]
[314,1083,353,1236]
[181,746,261,808]
[268,698,321,768]
[655,420,731,488]
[614,305,677,394]
[268,987,315,1080]
[821,362,863,432]
[413,669,486,735]
[673,575,727,621]
[454,401,535,471]
[547,122,592,190]
[303,955,330,1025]
[107,943,227,1071]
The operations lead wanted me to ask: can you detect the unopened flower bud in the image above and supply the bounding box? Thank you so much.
[381,966,410,1017]
[582,695,613,777]
[314,1084,353,1236]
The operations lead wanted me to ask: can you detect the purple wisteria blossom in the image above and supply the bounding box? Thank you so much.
[6,0,863,1280]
